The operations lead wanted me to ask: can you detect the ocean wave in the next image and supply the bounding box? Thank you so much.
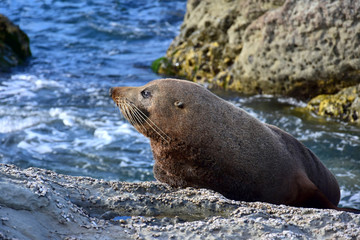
[0,106,49,133]
[0,74,65,104]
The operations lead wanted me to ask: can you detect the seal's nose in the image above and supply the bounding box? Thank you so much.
[109,87,114,97]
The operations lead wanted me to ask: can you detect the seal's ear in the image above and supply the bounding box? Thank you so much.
[174,101,184,109]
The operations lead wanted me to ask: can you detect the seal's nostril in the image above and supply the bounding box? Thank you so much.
[109,87,114,97]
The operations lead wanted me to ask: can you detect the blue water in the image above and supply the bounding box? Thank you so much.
[0,0,359,209]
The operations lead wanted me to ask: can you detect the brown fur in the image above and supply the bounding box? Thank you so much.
[110,78,359,213]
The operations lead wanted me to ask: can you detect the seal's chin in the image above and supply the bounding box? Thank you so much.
[115,98,171,143]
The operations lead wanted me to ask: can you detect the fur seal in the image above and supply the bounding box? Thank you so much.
[110,78,359,213]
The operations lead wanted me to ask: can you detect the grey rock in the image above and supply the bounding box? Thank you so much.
[0,164,359,239]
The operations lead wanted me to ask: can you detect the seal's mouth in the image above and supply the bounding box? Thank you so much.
[113,97,171,143]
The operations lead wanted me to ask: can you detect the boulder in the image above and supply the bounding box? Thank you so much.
[158,0,360,99]
[1,164,359,239]
[0,14,31,71]
[307,84,360,124]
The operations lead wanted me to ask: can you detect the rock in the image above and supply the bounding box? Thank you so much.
[0,14,31,71]
[307,84,360,124]
[1,164,360,239]
[158,0,360,99]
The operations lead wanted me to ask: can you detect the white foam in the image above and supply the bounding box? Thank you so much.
[339,188,360,208]
[17,141,32,151]
[114,123,139,136]
[34,144,53,154]
[48,105,147,152]
[49,108,76,127]
[94,128,112,141]
[119,158,132,167]
[10,74,61,88]
[0,115,37,133]
[0,74,66,106]
[349,191,360,203]
[73,136,108,151]
[297,130,324,142]
[0,80,36,99]
[336,171,356,178]
[13,74,60,89]
[33,78,61,89]
[17,140,53,154]
[0,106,50,133]
[277,97,307,107]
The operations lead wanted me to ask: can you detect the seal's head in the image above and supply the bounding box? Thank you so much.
[110,78,213,144]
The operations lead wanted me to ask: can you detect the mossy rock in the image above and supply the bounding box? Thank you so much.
[151,57,179,76]
[151,57,167,73]
[307,84,360,123]
[156,0,360,99]
[0,14,31,71]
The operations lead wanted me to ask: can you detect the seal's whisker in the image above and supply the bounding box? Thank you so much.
[120,102,142,133]
[129,102,167,135]
[124,102,169,142]
[119,100,171,142]
[124,103,138,127]
[126,103,148,132]
[119,101,136,126]
[116,97,171,143]
[128,102,171,143]
[118,103,126,119]
[121,100,138,123]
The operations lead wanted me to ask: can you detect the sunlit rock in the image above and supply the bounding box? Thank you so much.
[307,84,360,124]
[156,0,360,100]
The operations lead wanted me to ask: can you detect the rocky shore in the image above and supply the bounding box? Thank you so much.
[155,0,360,123]
[1,164,359,239]
[0,14,31,71]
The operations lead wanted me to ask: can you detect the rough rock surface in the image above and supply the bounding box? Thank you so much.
[307,84,360,124]
[158,0,360,99]
[1,164,360,239]
[0,14,31,71]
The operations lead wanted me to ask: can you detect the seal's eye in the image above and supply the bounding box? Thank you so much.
[141,89,151,99]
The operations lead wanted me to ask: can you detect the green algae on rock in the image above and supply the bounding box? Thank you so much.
[307,84,360,124]
[157,0,360,99]
[151,57,177,76]
[0,14,31,71]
